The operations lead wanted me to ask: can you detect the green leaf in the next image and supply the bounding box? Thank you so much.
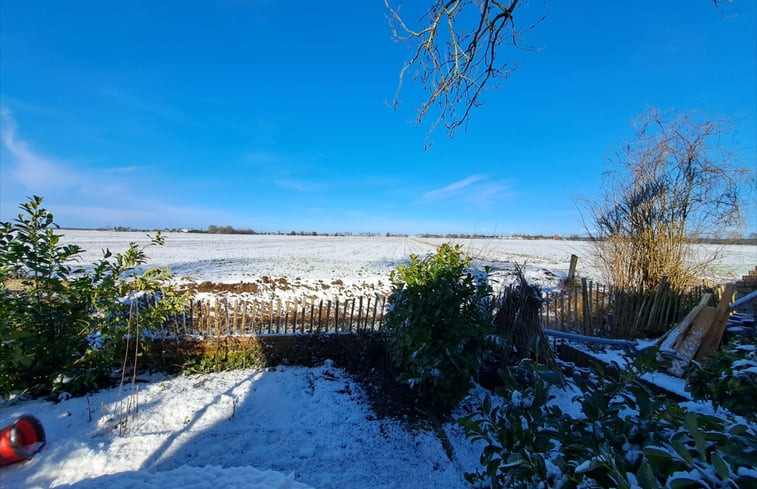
[710,451,730,480]
[671,437,694,465]
[644,446,674,466]
[636,462,661,489]
[668,476,706,489]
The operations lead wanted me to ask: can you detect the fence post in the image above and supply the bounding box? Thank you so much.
[371,294,379,330]
[567,254,578,284]
[293,299,298,332]
[268,299,273,334]
[309,301,315,333]
[646,275,669,333]
[300,300,306,333]
[334,298,340,332]
[317,299,323,333]
[276,299,282,334]
[581,278,592,335]
[325,300,332,333]
[350,298,356,332]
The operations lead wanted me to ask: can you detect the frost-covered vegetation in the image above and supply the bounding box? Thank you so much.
[0,197,187,399]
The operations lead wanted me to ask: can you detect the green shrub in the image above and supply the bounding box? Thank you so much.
[0,196,187,399]
[383,243,492,415]
[686,340,757,421]
[459,348,757,488]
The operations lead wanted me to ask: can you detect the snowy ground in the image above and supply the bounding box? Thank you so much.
[58,231,756,301]
[0,362,482,489]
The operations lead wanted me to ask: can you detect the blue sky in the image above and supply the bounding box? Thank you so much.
[1,0,755,236]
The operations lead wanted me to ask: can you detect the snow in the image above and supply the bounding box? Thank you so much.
[57,231,756,302]
[6,231,752,487]
[0,363,477,489]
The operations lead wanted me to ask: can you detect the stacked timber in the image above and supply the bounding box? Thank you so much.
[656,284,734,376]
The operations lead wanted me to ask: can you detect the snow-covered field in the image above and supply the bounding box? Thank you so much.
[0,362,481,489]
[58,230,755,301]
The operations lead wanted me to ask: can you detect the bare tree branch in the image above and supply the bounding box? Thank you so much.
[386,0,544,148]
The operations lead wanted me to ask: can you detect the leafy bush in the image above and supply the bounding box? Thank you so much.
[459,348,757,488]
[383,243,492,415]
[0,196,187,398]
[686,340,757,421]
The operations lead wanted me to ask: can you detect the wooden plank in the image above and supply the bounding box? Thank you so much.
[358,297,364,331]
[268,299,273,334]
[350,298,356,332]
[251,301,257,335]
[378,296,386,329]
[657,293,712,350]
[276,299,282,334]
[581,278,591,335]
[317,299,323,333]
[293,299,298,332]
[334,298,340,332]
[240,300,247,335]
[371,294,379,330]
[213,298,220,336]
[300,300,306,333]
[669,306,717,377]
[233,299,240,335]
[646,276,669,333]
[695,284,734,361]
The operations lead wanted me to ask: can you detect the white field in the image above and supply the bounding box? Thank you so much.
[59,230,756,301]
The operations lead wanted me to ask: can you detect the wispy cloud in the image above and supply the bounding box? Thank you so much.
[0,108,231,228]
[421,175,513,206]
[0,108,79,189]
[423,175,486,200]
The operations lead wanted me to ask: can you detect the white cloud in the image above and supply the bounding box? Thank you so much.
[423,175,486,200]
[0,108,79,189]
[421,174,513,206]
[0,108,235,228]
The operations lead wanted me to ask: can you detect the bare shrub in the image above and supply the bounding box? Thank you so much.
[586,108,752,293]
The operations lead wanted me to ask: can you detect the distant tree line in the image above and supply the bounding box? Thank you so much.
[82,227,756,244]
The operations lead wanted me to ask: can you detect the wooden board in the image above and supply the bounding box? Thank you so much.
[657,293,712,351]
[695,284,734,361]
[669,306,716,377]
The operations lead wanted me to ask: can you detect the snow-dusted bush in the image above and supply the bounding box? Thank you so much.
[459,348,757,488]
[0,196,187,399]
[686,339,757,422]
[383,243,492,415]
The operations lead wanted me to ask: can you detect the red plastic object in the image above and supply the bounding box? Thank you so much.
[0,415,46,466]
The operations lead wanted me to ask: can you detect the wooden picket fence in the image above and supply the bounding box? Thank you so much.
[540,277,711,338]
[147,277,712,340]
[160,294,389,337]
